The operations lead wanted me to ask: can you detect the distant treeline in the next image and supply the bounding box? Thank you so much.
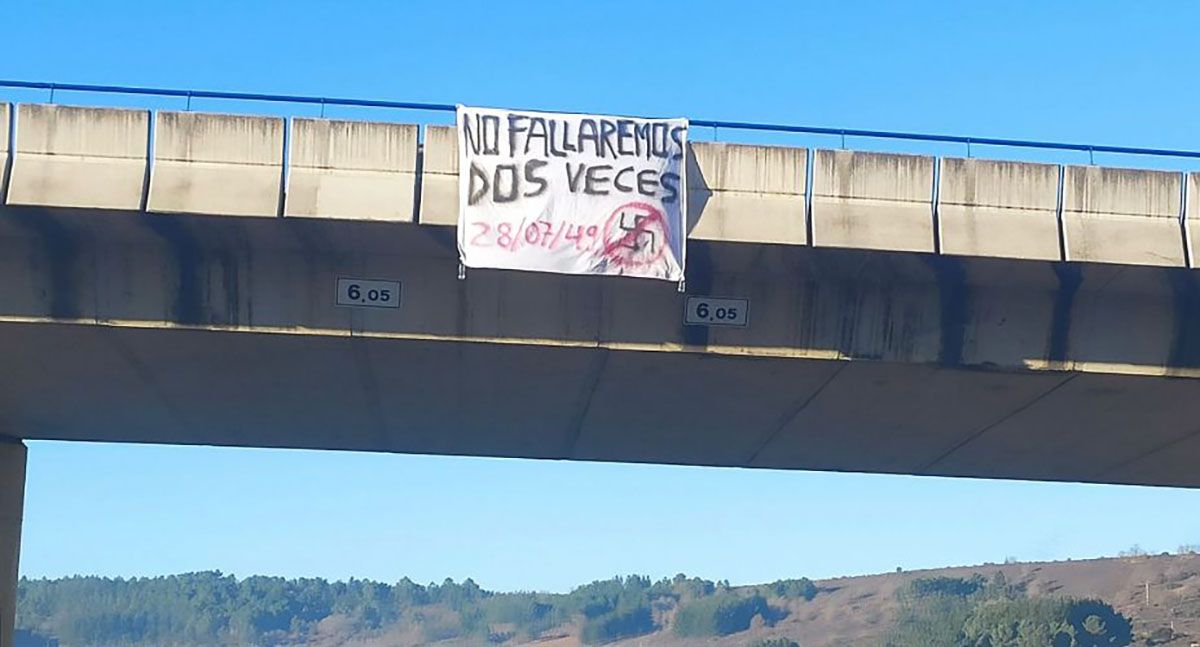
[17,570,1133,646]
[17,572,817,646]
[884,572,1132,646]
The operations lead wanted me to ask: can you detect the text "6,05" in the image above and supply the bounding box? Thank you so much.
[336,278,401,309]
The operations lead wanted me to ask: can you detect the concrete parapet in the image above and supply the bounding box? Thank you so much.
[418,125,458,225]
[811,149,934,252]
[7,104,148,210]
[0,104,8,202]
[938,157,1061,261]
[1062,165,1184,266]
[148,111,283,217]
[1187,172,1200,268]
[687,142,806,244]
[285,118,418,222]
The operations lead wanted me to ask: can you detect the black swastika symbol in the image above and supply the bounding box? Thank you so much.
[618,211,657,253]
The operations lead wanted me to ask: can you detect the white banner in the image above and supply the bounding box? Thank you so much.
[457,106,688,281]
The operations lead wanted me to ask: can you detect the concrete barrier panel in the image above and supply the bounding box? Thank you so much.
[811,149,934,252]
[688,142,806,244]
[149,111,283,217]
[285,118,418,222]
[938,157,1061,261]
[418,125,458,226]
[1062,165,1183,266]
[0,104,8,201]
[7,104,148,210]
[1188,172,1200,268]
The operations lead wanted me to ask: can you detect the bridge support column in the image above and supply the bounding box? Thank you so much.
[0,439,25,647]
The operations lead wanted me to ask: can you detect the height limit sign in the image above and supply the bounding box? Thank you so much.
[684,296,748,327]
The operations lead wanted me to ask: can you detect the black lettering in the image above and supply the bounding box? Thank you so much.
[599,120,619,158]
[559,119,577,152]
[651,123,669,158]
[634,123,650,159]
[585,164,613,195]
[462,114,483,155]
[660,172,680,204]
[523,159,548,197]
[526,117,549,156]
[507,114,528,157]
[614,166,636,193]
[669,126,685,161]
[577,119,600,157]
[548,120,568,157]
[616,120,635,156]
[637,169,658,196]
[468,162,490,206]
[494,164,519,203]
[481,115,501,155]
[461,113,501,155]
[566,163,587,192]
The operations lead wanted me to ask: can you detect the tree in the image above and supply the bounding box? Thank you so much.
[885,575,1132,647]
[1066,599,1132,646]
[580,606,655,645]
[765,578,818,601]
[674,593,772,638]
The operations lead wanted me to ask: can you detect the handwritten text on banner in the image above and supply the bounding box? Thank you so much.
[457,106,688,281]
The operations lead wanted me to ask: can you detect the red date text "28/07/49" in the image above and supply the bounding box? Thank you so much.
[469,219,601,253]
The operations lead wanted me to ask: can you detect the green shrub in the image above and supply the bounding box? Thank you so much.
[673,593,770,638]
[481,593,561,637]
[766,578,817,601]
[580,605,655,645]
[886,579,1133,647]
[750,639,799,647]
[906,575,985,600]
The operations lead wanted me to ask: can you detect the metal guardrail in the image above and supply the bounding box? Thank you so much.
[4,79,1200,163]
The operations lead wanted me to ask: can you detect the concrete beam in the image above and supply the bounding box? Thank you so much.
[284,118,418,222]
[0,439,25,647]
[7,104,148,211]
[811,149,935,253]
[929,372,1200,483]
[4,317,1200,488]
[2,207,1200,486]
[148,111,283,217]
[1062,165,1184,266]
[752,362,1067,474]
[418,125,458,226]
[938,157,1061,261]
[0,207,1194,378]
[687,142,807,244]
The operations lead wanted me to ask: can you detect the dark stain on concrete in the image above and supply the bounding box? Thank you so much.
[1167,267,1200,368]
[835,287,861,356]
[682,243,714,348]
[795,281,819,349]
[6,209,82,319]
[142,215,204,325]
[1048,263,1082,363]
[217,250,240,326]
[925,256,968,366]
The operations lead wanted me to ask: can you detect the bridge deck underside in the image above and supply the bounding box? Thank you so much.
[2,320,1197,488]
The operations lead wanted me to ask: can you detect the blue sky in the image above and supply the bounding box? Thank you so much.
[5,1,1200,593]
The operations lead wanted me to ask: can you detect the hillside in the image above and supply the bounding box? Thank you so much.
[17,553,1200,646]
[604,554,1200,647]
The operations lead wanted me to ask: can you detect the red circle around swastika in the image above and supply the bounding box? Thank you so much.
[601,202,669,269]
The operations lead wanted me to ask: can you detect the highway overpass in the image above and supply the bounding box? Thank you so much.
[2,98,1200,644]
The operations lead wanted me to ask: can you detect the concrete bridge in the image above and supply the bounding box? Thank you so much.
[2,100,1200,644]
